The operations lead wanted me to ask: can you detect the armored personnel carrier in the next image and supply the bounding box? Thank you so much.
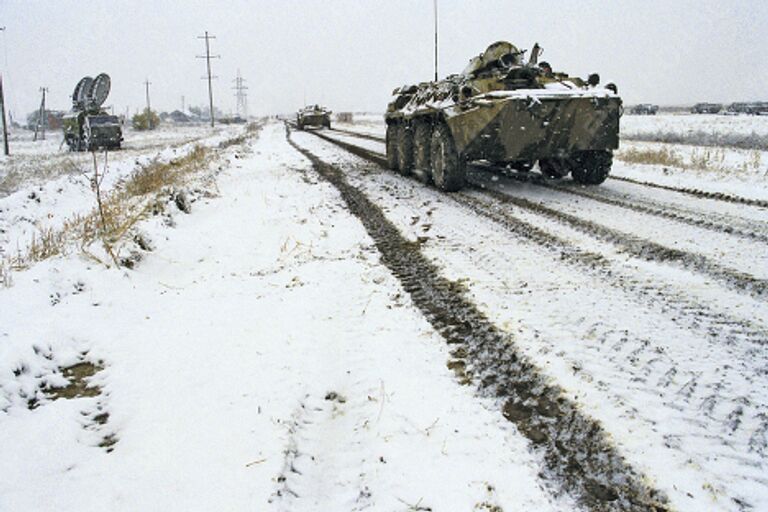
[63,73,123,151]
[630,104,659,115]
[385,41,622,191]
[296,105,331,130]
[691,103,722,114]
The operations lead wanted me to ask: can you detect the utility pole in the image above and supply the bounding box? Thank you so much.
[197,31,219,127]
[434,0,439,81]
[0,74,8,156]
[33,87,48,141]
[181,95,185,113]
[233,69,248,119]
[144,78,152,129]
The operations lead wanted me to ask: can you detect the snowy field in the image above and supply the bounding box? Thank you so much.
[0,124,242,261]
[1,119,767,511]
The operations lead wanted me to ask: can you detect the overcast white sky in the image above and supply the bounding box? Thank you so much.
[1,0,767,119]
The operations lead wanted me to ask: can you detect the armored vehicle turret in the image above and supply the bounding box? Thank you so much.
[296,105,331,130]
[63,73,123,151]
[385,41,622,191]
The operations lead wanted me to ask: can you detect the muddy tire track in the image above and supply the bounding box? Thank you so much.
[607,175,768,209]
[287,127,669,511]
[511,173,768,245]
[318,128,768,224]
[304,124,768,352]
[328,127,386,143]
[545,181,768,245]
[478,188,768,300]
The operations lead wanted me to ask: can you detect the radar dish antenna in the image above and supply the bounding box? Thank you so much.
[72,76,93,108]
[88,73,111,108]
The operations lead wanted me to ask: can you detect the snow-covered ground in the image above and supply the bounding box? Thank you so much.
[2,120,767,511]
[0,124,242,260]
[622,113,768,139]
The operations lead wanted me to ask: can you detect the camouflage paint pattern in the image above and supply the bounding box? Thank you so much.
[445,95,621,160]
[385,40,621,164]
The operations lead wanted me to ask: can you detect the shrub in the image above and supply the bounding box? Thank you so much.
[132,110,160,131]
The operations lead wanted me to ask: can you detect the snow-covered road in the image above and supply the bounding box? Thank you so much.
[1,120,767,511]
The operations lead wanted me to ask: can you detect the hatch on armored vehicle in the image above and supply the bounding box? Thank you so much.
[385,41,622,191]
[63,73,123,151]
[296,105,331,130]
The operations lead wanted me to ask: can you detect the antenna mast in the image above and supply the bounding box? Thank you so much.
[434,0,438,81]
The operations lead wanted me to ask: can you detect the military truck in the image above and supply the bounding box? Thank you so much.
[691,103,722,114]
[385,41,622,191]
[63,73,123,151]
[296,105,331,130]
[630,104,659,115]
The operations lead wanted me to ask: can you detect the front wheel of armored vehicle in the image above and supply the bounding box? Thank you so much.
[396,125,414,176]
[430,123,465,192]
[571,150,612,185]
[413,122,432,182]
[386,124,400,171]
[539,158,572,179]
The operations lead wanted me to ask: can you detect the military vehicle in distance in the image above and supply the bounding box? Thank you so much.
[690,103,722,114]
[63,73,123,151]
[726,102,768,115]
[385,41,622,191]
[630,104,659,115]
[296,105,331,130]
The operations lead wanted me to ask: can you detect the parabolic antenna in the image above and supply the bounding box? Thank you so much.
[88,73,111,108]
[72,76,93,106]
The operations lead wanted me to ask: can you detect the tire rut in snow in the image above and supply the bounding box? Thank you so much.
[306,124,768,351]
[479,188,768,300]
[328,127,386,143]
[498,171,768,246]
[608,175,768,209]
[287,127,670,512]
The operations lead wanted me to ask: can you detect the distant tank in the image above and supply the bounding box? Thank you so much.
[630,104,659,115]
[385,41,622,191]
[296,105,331,130]
[690,103,722,114]
[63,73,123,151]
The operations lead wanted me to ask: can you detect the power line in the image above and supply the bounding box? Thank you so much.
[196,31,219,127]
[33,87,48,141]
[144,79,153,129]
[233,69,248,119]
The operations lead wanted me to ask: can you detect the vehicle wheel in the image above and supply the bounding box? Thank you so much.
[571,150,612,185]
[430,122,465,192]
[413,122,432,181]
[539,158,571,179]
[297,122,304,130]
[386,123,400,171]
[509,160,534,172]
[397,124,414,176]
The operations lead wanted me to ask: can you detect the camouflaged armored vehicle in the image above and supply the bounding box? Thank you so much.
[385,41,622,191]
[63,73,123,151]
[691,103,722,114]
[630,103,659,115]
[296,105,331,130]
